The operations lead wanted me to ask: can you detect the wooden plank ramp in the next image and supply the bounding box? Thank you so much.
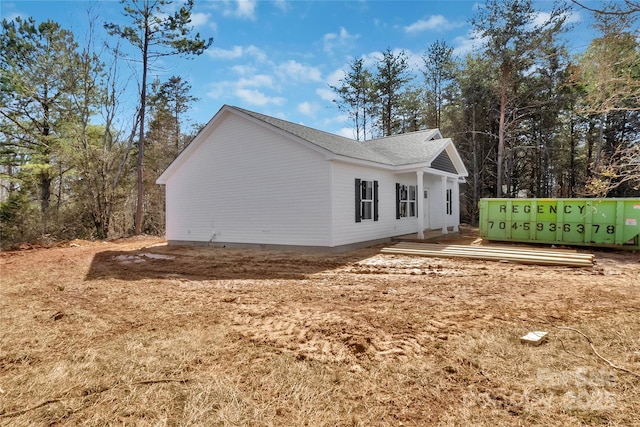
[380,242,594,267]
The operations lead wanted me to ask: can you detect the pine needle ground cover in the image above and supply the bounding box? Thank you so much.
[1,234,638,426]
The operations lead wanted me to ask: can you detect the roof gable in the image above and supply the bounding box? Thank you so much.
[360,131,450,166]
[431,149,458,174]
[158,105,467,184]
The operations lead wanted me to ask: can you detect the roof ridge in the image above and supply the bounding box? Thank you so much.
[230,105,357,143]
[366,128,440,142]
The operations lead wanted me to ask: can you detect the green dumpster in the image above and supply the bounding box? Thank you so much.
[479,198,640,250]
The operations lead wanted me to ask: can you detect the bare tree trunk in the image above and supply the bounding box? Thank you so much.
[471,108,479,226]
[594,112,605,170]
[569,114,577,197]
[497,84,507,198]
[134,12,150,235]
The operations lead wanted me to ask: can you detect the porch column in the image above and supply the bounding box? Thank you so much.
[452,179,460,232]
[417,170,424,239]
[441,176,448,234]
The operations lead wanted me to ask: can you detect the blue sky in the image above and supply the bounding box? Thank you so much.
[2,0,596,138]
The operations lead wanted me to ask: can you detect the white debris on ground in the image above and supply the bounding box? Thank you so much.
[113,255,145,264]
[141,253,175,260]
[342,254,462,276]
[113,253,175,264]
[357,255,428,268]
[520,331,548,346]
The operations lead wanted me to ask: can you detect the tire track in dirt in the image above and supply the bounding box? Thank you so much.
[228,303,440,363]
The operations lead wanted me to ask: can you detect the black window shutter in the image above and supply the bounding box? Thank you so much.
[355,179,361,223]
[373,180,379,221]
[446,189,449,215]
[395,183,401,219]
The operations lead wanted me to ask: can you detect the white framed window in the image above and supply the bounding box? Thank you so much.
[361,180,373,220]
[397,184,417,218]
[446,188,453,215]
[355,179,378,222]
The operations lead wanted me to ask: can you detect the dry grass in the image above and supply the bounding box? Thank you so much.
[1,234,639,426]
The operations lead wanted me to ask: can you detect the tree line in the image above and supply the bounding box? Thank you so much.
[1,0,210,245]
[331,0,639,224]
[1,0,638,246]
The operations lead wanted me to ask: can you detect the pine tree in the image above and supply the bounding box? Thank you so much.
[471,0,568,197]
[575,6,640,196]
[105,0,212,235]
[373,49,412,137]
[329,58,375,141]
[0,17,81,234]
[423,40,456,129]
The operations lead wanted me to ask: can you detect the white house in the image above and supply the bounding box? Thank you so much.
[156,105,468,251]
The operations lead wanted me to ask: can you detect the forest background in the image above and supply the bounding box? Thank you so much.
[1,0,639,246]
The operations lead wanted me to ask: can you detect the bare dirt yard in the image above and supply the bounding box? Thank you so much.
[1,229,639,426]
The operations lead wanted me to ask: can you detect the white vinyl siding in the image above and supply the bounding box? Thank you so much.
[160,107,464,248]
[331,163,418,246]
[164,113,331,246]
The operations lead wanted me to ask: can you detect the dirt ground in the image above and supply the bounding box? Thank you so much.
[1,229,639,426]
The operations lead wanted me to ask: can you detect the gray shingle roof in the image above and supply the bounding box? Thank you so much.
[233,106,451,167]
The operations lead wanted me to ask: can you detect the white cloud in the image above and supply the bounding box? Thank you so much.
[337,113,350,123]
[403,49,423,71]
[314,113,354,139]
[360,51,381,67]
[273,0,289,12]
[244,45,267,61]
[237,0,257,19]
[323,27,359,54]
[221,0,257,20]
[367,48,421,71]
[207,71,283,107]
[276,60,323,82]
[206,45,266,62]
[297,101,320,117]
[190,12,210,27]
[231,65,256,75]
[404,15,464,34]
[206,46,243,59]
[238,75,273,87]
[450,28,486,57]
[4,12,22,21]
[236,88,285,106]
[336,127,357,139]
[319,114,351,137]
[326,68,346,87]
[566,10,583,24]
[452,35,477,56]
[533,10,582,28]
[206,83,226,99]
[316,87,335,102]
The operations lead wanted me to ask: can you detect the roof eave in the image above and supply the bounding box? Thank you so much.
[394,164,465,178]
[329,155,395,170]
